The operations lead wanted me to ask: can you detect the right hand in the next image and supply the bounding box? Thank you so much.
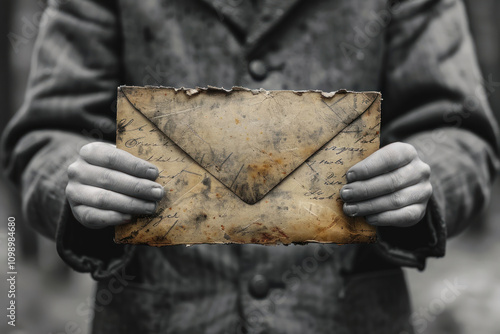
[66,142,165,229]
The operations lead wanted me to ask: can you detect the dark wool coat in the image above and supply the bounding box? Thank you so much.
[2,0,499,333]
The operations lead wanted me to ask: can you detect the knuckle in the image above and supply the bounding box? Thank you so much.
[360,183,369,199]
[131,159,146,176]
[98,169,114,189]
[132,180,145,195]
[363,200,376,215]
[400,142,417,157]
[109,212,122,224]
[79,144,89,157]
[67,162,79,179]
[390,192,406,208]
[81,210,92,225]
[420,162,431,179]
[413,184,431,203]
[81,209,100,228]
[391,142,416,160]
[389,172,403,192]
[399,162,416,182]
[359,162,371,179]
[94,190,107,208]
[127,197,142,211]
[95,216,107,228]
[80,143,96,157]
[386,142,400,151]
[383,146,399,163]
[107,149,119,166]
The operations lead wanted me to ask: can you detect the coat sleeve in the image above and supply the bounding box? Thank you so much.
[0,0,135,280]
[377,0,500,269]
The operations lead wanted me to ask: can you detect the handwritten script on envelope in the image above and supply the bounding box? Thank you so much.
[115,86,381,246]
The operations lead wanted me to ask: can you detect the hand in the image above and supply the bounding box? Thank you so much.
[340,142,432,227]
[66,142,165,229]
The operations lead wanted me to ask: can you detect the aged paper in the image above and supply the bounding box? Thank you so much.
[115,86,380,246]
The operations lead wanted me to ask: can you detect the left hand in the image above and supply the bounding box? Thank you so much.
[341,142,432,227]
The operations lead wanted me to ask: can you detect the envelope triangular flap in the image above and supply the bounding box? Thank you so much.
[120,86,379,204]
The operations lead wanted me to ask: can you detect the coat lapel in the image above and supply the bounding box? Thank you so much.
[246,0,303,47]
[197,0,254,33]
[198,0,303,47]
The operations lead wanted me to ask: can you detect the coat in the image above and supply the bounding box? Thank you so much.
[1,0,499,333]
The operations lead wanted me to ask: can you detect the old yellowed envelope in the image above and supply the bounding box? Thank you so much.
[115,86,380,246]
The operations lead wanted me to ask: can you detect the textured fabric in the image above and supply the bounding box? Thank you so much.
[1,0,499,333]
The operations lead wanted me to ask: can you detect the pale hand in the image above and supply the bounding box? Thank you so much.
[341,142,432,227]
[66,142,165,229]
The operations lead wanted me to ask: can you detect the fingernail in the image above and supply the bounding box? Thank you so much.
[146,167,159,179]
[151,187,164,199]
[344,204,357,217]
[146,202,157,214]
[346,171,356,182]
[341,188,352,201]
[122,214,132,223]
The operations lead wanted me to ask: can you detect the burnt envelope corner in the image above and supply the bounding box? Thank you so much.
[115,86,381,246]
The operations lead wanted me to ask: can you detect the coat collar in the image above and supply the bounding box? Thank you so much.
[198,0,303,48]
[198,0,254,33]
[246,0,303,47]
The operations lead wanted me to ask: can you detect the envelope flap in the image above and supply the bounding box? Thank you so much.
[120,86,379,204]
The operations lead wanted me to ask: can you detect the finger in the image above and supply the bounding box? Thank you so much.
[70,204,132,229]
[346,142,417,182]
[364,203,427,227]
[343,182,432,217]
[66,183,157,215]
[79,142,159,180]
[68,160,165,201]
[341,160,430,202]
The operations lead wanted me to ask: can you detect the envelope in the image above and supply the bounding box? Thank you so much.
[115,86,381,246]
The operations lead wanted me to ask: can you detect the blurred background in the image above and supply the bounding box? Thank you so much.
[1,1,499,333]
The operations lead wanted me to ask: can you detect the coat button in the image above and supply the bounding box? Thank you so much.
[248,274,269,299]
[248,59,268,81]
